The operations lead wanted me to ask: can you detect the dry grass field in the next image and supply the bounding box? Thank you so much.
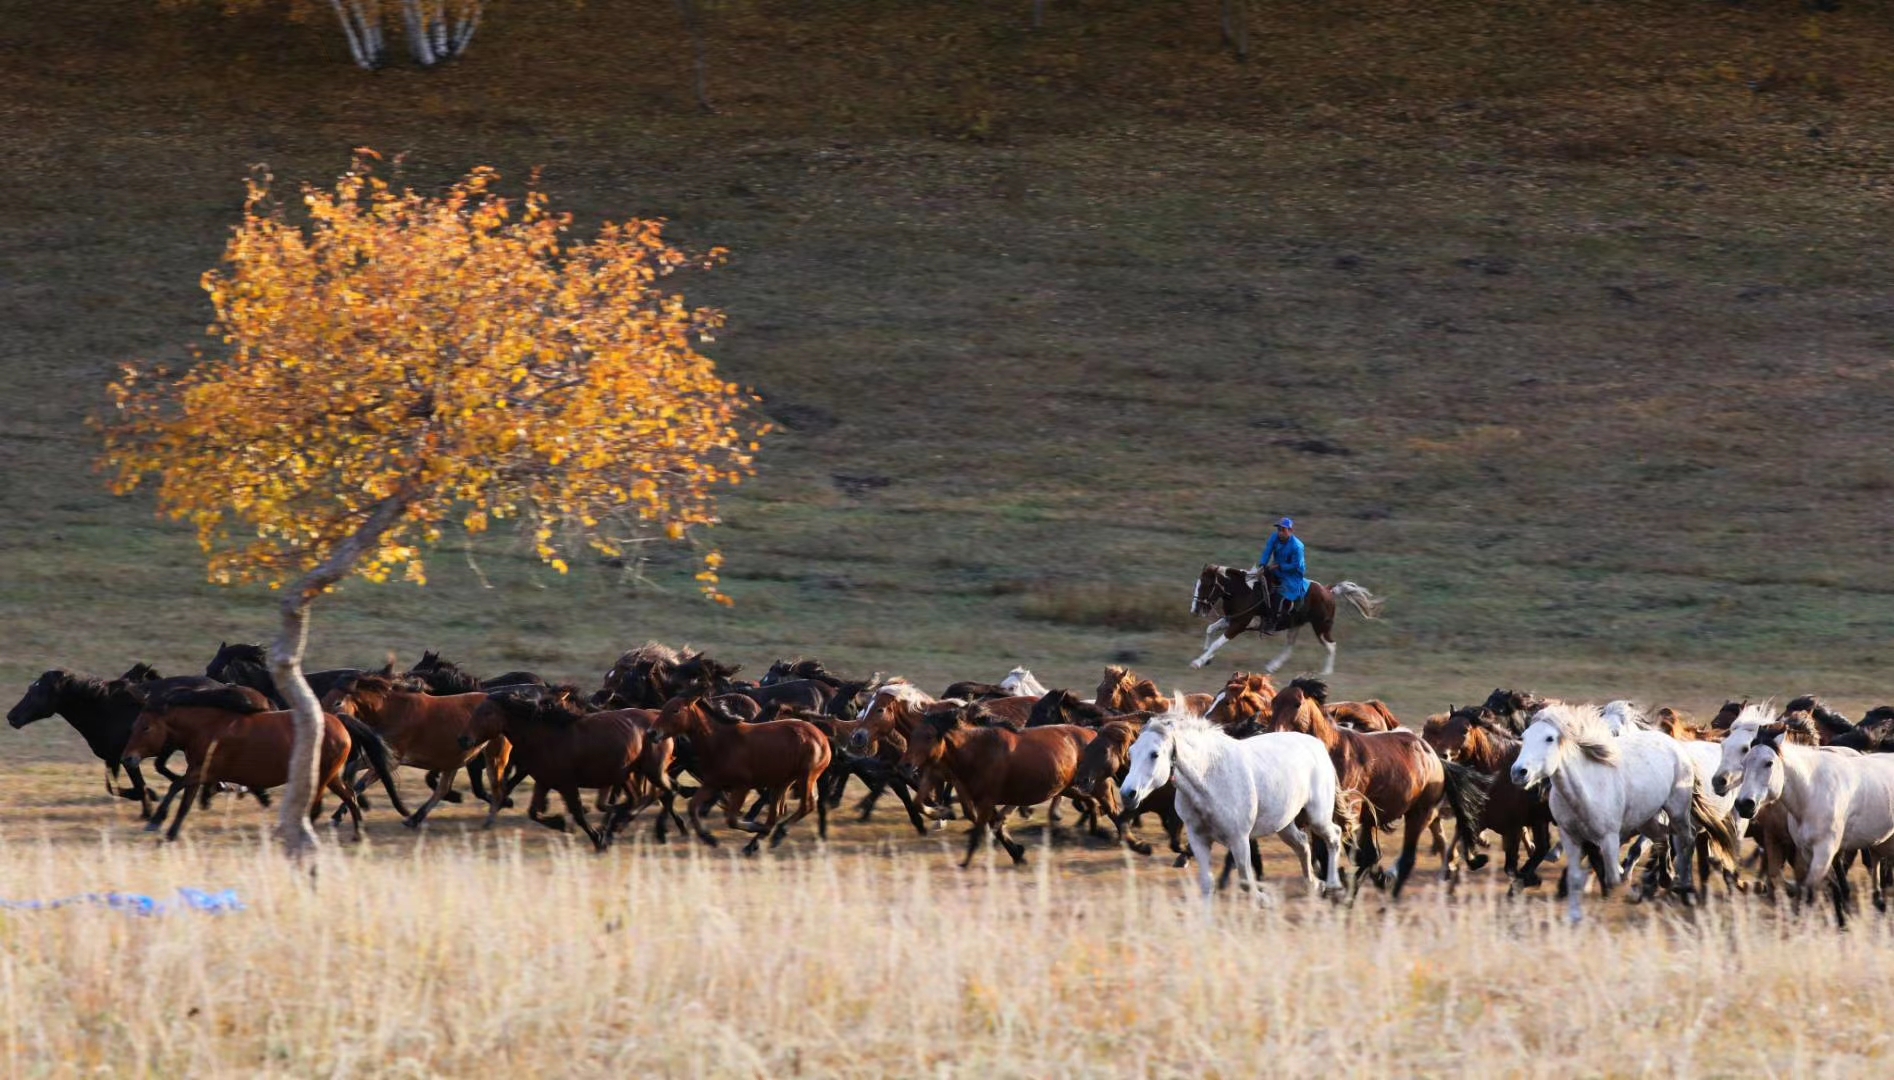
[4,0,1894,1073]
[4,764,1894,1077]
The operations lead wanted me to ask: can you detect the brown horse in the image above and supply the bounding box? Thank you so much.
[1422,705,1556,887]
[1070,718,1182,860]
[656,695,831,855]
[1268,678,1486,896]
[1204,672,1276,734]
[122,686,366,841]
[899,704,1133,866]
[1095,666,1213,716]
[1330,699,1400,732]
[1188,565,1384,676]
[321,673,494,828]
[457,692,657,850]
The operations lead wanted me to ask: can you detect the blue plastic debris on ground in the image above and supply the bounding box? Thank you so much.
[0,888,244,916]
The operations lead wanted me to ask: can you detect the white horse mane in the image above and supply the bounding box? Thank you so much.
[1600,700,1652,735]
[858,677,935,719]
[1532,703,1621,766]
[1729,701,1775,732]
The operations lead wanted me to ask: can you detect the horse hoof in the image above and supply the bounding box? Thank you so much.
[1467,854,1490,872]
[742,840,761,857]
[1189,659,1205,670]
[1128,841,1153,856]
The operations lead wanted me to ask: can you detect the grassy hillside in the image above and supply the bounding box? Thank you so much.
[3,0,1892,754]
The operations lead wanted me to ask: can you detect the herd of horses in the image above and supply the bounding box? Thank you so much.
[9,642,1894,923]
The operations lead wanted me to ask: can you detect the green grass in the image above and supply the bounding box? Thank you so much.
[3,0,1893,742]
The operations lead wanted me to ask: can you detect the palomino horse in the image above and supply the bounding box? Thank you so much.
[1512,703,1738,923]
[1267,678,1486,897]
[1119,706,1353,901]
[1735,720,1894,925]
[1188,565,1383,675]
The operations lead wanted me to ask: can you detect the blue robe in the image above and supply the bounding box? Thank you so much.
[1259,534,1308,602]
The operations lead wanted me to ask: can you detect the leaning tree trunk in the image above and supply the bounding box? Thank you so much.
[271,494,415,858]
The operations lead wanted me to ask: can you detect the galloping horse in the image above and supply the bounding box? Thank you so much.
[1188,565,1383,675]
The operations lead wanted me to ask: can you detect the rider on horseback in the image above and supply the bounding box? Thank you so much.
[1249,517,1306,634]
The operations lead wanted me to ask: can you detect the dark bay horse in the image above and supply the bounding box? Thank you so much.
[1422,705,1554,887]
[1268,678,1486,897]
[205,642,385,710]
[655,695,830,855]
[1188,565,1383,675]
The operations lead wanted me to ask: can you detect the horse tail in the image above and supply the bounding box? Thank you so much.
[1329,581,1385,619]
[1440,759,1493,865]
[1690,780,1741,876]
[338,712,411,820]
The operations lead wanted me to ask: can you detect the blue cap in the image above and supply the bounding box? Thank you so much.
[1277,517,1295,529]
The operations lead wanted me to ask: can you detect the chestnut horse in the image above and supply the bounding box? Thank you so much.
[1096,666,1213,717]
[899,704,1135,866]
[1422,705,1555,887]
[1268,678,1487,896]
[321,673,492,828]
[1071,718,1185,861]
[122,686,369,841]
[656,695,831,855]
[1188,565,1384,675]
[1204,672,1276,735]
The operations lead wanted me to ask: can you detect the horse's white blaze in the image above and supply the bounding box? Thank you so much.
[1514,703,1703,923]
[1121,708,1347,899]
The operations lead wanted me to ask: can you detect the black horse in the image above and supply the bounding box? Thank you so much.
[7,665,219,818]
[205,642,385,709]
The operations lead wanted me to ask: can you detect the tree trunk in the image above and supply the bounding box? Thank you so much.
[270,597,323,856]
[268,492,416,858]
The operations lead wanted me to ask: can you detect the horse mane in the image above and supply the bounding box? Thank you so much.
[1287,677,1329,705]
[920,704,966,737]
[1600,700,1652,734]
[617,642,684,668]
[116,662,163,683]
[965,703,1022,731]
[157,684,272,714]
[1785,694,1856,736]
[1533,703,1620,766]
[870,678,934,711]
[1863,705,1894,729]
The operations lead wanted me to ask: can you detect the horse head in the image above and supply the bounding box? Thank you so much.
[8,670,72,728]
[1119,717,1177,811]
[1512,704,1617,789]
[1734,723,1795,818]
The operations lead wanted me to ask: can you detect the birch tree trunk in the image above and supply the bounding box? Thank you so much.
[270,493,414,858]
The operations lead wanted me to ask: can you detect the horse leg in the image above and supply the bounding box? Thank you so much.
[686,784,722,847]
[956,803,989,867]
[770,776,821,850]
[1189,619,1232,669]
[1319,633,1337,676]
[1560,834,1592,923]
[328,778,366,838]
[1262,630,1297,676]
[1183,821,1218,900]
[526,781,566,833]
[480,740,512,830]
[1389,805,1430,899]
[888,775,929,837]
[145,778,187,833]
[1427,811,1456,882]
[1517,818,1554,889]
[404,765,460,829]
[164,782,201,842]
[1278,824,1314,887]
[554,786,606,851]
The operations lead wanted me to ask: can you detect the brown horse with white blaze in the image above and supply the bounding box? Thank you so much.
[1189,564,1383,675]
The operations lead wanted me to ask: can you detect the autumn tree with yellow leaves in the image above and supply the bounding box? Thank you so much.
[99,151,762,855]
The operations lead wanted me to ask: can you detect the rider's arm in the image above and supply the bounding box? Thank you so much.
[1258,534,1278,569]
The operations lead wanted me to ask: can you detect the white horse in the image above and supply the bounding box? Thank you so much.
[1512,703,1735,922]
[997,667,1048,699]
[1119,704,1350,900]
[1593,699,1744,894]
[1736,725,1894,921]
